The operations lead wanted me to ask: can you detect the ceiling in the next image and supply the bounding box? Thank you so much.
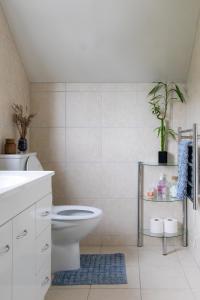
[1,0,200,83]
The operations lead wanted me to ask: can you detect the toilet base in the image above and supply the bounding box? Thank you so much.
[52,242,80,273]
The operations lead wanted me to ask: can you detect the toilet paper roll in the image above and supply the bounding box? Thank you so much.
[164,218,178,234]
[150,218,163,234]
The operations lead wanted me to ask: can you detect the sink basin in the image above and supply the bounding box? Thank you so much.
[0,171,54,197]
[0,175,28,189]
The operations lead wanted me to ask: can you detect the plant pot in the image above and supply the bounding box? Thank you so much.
[18,137,27,153]
[158,151,168,164]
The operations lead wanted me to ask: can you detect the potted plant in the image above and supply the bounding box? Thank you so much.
[148,82,185,164]
[12,104,36,153]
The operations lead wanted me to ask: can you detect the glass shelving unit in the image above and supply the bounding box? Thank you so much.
[137,162,188,255]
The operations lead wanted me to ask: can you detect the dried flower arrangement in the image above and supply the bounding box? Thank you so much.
[12,104,36,139]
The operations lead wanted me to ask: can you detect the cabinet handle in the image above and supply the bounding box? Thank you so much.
[41,276,50,287]
[16,229,28,239]
[41,243,50,252]
[0,245,10,255]
[40,211,50,217]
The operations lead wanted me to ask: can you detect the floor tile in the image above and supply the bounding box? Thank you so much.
[100,246,139,267]
[80,246,101,254]
[192,289,200,300]
[45,288,89,300]
[88,289,141,300]
[181,265,200,289]
[141,289,194,300]
[176,247,197,267]
[139,247,180,268]
[50,284,90,289]
[140,265,190,289]
[91,266,140,289]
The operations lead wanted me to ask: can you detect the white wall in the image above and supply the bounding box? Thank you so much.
[0,5,30,152]
[186,16,200,266]
[30,83,185,246]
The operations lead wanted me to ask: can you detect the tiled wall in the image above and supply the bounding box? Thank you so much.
[0,5,30,152]
[30,83,186,246]
[186,16,200,266]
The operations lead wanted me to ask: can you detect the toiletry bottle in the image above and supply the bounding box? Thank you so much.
[157,174,167,201]
[169,176,178,198]
[146,185,155,200]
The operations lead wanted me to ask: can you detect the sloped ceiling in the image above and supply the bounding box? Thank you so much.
[1,0,200,83]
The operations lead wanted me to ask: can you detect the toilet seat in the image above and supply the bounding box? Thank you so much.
[51,205,102,221]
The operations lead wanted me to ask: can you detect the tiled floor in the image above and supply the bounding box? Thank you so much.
[45,245,200,300]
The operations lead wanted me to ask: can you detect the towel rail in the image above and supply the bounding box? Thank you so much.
[178,123,199,210]
[179,128,193,134]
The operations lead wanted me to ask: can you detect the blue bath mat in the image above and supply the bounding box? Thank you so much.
[52,253,127,285]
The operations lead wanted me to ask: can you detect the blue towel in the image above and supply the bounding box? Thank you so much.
[177,140,192,200]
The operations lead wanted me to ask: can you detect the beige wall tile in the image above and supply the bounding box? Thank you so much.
[66,128,101,162]
[30,127,65,162]
[42,161,66,202]
[31,82,65,92]
[31,91,65,127]
[66,92,101,127]
[102,163,137,198]
[65,163,102,199]
[102,91,138,127]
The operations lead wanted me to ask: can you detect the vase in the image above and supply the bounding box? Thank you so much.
[18,137,27,153]
[158,151,168,164]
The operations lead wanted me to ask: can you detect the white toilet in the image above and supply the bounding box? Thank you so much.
[51,205,102,271]
[0,153,103,272]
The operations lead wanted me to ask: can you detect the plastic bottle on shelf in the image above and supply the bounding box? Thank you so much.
[169,176,178,198]
[157,174,168,201]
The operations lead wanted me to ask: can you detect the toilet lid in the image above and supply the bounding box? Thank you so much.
[51,205,102,221]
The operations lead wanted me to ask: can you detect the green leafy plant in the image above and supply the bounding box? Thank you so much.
[148,82,185,151]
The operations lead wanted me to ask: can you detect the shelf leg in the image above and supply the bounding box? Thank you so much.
[137,162,144,247]
[183,197,188,247]
[162,237,167,255]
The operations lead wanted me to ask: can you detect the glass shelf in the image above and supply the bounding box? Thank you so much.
[143,197,181,203]
[143,228,183,238]
[140,162,177,167]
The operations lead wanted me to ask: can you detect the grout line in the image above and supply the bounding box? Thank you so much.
[175,248,195,292]
[87,288,91,300]
[30,125,158,129]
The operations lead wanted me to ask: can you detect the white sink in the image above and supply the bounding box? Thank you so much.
[0,175,29,189]
[0,171,54,196]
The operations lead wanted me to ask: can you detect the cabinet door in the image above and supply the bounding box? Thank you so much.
[13,206,36,300]
[0,221,12,300]
[36,225,51,273]
[36,194,52,237]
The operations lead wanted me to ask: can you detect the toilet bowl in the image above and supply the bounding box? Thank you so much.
[51,205,102,272]
[0,153,103,273]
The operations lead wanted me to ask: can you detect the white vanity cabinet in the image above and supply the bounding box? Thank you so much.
[0,221,12,300]
[0,171,54,300]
